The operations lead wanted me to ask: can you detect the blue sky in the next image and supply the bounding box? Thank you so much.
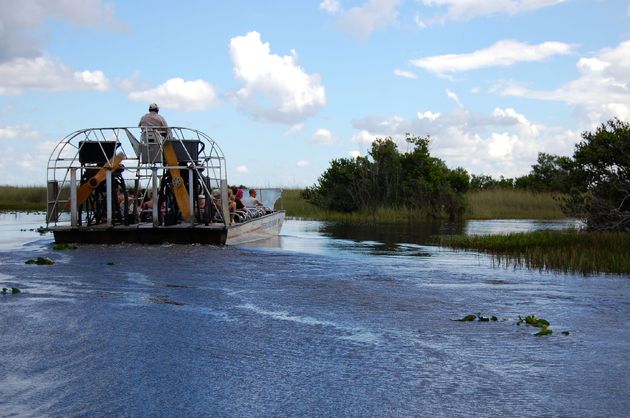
[1,0,629,187]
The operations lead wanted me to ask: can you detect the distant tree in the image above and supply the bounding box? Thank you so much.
[515,152,572,192]
[562,119,630,231]
[469,174,497,190]
[303,135,468,218]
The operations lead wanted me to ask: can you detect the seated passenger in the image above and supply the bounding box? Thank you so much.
[235,188,245,210]
[243,188,264,207]
[227,188,237,223]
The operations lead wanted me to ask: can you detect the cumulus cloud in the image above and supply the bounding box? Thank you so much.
[351,105,577,178]
[320,0,341,14]
[0,56,111,95]
[394,69,417,79]
[410,40,574,75]
[493,40,630,125]
[0,124,40,140]
[229,31,326,124]
[349,150,362,159]
[128,78,220,111]
[416,0,565,27]
[335,0,400,38]
[283,123,304,136]
[312,128,336,145]
[0,0,126,62]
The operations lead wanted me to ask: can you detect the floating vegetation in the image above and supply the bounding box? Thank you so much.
[25,257,55,265]
[454,313,499,322]
[1,287,21,294]
[455,312,569,337]
[517,315,560,337]
[53,243,78,250]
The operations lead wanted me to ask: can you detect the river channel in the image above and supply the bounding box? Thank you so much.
[1,212,629,417]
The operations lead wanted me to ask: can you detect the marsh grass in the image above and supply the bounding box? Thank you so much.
[466,189,565,219]
[281,188,566,221]
[439,229,630,275]
[0,185,47,211]
[1,186,566,220]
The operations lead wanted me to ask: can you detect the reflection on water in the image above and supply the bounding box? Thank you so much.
[1,212,628,417]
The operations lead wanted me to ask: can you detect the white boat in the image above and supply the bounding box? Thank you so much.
[45,127,284,245]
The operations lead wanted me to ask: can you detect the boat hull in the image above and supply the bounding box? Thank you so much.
[50,211,285,245]
[226,211,285,245]
[51,224,227,245]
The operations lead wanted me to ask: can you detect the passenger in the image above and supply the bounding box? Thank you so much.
[243,188,264,207]
[138,103,169,139]
[227,188,237,223]
[211,189,222,213]
[235,188,245,210]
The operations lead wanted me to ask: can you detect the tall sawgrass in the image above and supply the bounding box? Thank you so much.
[439,229,630,275]
[0,185,47,211]
[281,188,566,221]
[466,189,565,219]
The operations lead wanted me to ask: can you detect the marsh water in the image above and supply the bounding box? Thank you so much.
[1,212,629,417]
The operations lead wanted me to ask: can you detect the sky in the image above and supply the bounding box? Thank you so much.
[0,0,629,187]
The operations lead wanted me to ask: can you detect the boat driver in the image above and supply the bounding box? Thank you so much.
[139,103,169,140]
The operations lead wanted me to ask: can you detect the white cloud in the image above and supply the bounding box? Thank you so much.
[236,165,249,173]
[283,123,304,136]
[296,160,311,167]
[336,0,400,38]
[446,89,463,107]
[351,106,577,178]
[349,150,362,158]
[351,129,377,146]
[410,40,574,75]
[320,0,341,14]
[128,78,220,112]
[394,69,417,79]
[494,40,630,125]
[416,0,565,27]
[0,56,111,95]
[0,124,40,140]
[312,128,336,145]
[418,111,441,121]
[229,31,326,124]
[0,0,126,62]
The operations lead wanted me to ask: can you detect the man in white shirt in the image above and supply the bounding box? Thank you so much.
[243,189,264,207]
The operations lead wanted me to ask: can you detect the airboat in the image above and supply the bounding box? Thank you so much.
[46,127,285,245]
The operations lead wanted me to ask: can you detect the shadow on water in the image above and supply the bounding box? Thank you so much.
[318,221,464,256]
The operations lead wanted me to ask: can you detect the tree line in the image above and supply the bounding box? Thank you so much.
[303,118,630,232]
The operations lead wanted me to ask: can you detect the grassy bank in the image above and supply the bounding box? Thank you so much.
[438,230,630,275]
[280,188,565,221]
[465,189,565,219]
[2,186,565,220]
[0,185,47,211]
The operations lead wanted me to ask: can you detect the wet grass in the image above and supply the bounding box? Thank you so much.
[466,189,565,219]
[438,229,630,275]
[0,185,47,211]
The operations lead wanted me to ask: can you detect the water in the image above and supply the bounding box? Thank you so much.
[1,213,628,417]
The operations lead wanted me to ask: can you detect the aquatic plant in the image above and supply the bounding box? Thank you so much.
[438,229,630,275]
[25,257,55,265]
[53,243,78,250]
[517,315,554,337]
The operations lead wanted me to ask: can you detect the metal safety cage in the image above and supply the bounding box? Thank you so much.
[46,127,228,229]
